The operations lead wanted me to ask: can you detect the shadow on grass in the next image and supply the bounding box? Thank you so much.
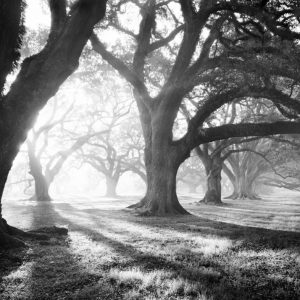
[3,199,299,299]
[0,201,123,300]
[32,202,300,300]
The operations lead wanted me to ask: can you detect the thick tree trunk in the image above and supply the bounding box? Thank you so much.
[129,144,189,216]
[0,0,108,248]
[0,218,26,249]
[227,176,261,200]
[105,176,118,197]
[0,161,26,248]
[0,149,26,248]
[201,157,222,204]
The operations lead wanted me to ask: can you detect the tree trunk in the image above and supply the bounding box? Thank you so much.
[202,156,222,204]
[0,147,26,248]
[28,142,51,201]
[34,176,51,201]
[0,0,108,248]
[229,175,261,200]
[224,178,239,199]
[0,218,26,249]
[129,144,189,216]
[105,176,118,197]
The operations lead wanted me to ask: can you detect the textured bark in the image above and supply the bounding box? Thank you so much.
[130,145,188,215]
[0,218,26,249]
[129,108,189,216]
[0,0,25,94]
[202,156,222,204]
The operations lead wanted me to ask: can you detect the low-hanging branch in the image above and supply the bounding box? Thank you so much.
[184,121,300,151]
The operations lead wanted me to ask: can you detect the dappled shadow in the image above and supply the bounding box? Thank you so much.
[126,213,300,251]
[35,202,300,300]
[65,202,300,251]
[1,202,118,299]
[0,247,26,292]
[3,198,300,299]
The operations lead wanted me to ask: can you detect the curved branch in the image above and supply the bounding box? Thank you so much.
[185,121,300,151]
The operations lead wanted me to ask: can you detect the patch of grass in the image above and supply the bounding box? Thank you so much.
[1,195,300,299]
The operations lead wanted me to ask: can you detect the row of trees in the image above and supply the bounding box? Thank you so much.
[1,0,300,247]
[0,0,108,247]
[92,0,300,214]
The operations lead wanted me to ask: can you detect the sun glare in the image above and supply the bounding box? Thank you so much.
[25,0,50,29]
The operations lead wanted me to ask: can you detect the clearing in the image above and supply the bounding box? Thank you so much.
[0,192,300,299]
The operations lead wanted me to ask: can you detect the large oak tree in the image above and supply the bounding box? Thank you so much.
[92,0,300,215]
[0,0,107,248]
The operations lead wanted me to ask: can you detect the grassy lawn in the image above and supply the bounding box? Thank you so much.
[0,192,300,299]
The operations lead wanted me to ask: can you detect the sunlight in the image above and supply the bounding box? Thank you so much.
[25,0,50,29]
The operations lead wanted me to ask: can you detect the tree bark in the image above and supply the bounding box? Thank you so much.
[129,110,190,216]
[201,156,223,204]
[130,146,188,215]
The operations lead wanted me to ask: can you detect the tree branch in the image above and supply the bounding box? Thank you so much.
[185,121,300,150]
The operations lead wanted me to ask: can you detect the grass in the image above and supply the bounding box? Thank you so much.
[0,191,300,299]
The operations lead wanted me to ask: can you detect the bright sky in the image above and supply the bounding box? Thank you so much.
[25,0,50,29]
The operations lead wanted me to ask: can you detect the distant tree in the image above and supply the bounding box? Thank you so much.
[259,137,300,193]
[177,156,206,194]
[0,0,107,248]
[92,0,300,215]
[80,98,133,197]
[27,97,107,201]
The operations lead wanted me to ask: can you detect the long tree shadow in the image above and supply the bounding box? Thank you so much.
[35,202,300,300]
[77,205,300,251]
[3,200,299,299]
[1,201,123,300]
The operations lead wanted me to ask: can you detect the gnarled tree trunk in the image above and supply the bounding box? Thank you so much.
[202,156,222,204]
[130,145,188,215]
[129,108,189,215]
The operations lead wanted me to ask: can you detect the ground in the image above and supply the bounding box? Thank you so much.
[0,192,300,299]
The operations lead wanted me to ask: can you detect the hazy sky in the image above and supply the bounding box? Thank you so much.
[25,0,50,29]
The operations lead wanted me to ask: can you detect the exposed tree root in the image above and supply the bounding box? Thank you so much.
[127,197,147,209]
[0,218,68,249]
[0,219,27,249]
[226,193,262,200]
[199,192,223,205]
[128,197,190,216]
